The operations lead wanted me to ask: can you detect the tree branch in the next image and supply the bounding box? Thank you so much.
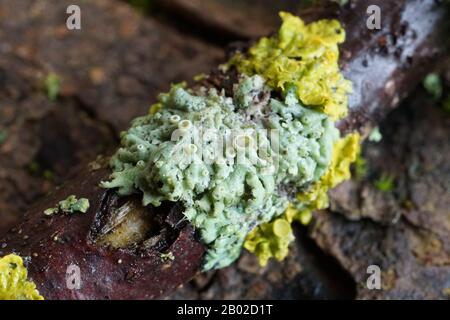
[0,0,448,299]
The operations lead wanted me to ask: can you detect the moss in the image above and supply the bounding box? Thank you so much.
[42,169,54,180]
[27,161,54,180]
[44,73,61,101]
[374,174,395,192]
[423,73,442,101]
[44,195,90,216]
[354,153,368,180]
[0,254,43,300]
[228,12,352,120]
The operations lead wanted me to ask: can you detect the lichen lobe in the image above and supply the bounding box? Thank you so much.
[0,254,43,300]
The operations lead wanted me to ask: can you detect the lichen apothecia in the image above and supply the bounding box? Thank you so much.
[102,13,360,270]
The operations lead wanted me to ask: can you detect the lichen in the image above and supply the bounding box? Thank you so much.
[102,12,357,270]
[228,12,352,120]
[244,217,294,267]
[102,75,339,270]
[368,126,382,142]
[0,254,43,300]
[44,195,90,216]
[295,132,360,210]
[244,133,360,265]
[239,13,359,265]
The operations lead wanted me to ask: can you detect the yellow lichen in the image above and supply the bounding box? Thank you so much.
[296,132,361,211]
[229,12,352,120]
[0,254,43,300]
[244,133,360,266]
[239,11,358,266]
[149,102,163,114]
[244,218,294,267]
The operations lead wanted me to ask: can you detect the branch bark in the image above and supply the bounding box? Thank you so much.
[0,0,448,299]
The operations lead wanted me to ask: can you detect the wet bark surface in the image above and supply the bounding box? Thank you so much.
[0,0,449,299]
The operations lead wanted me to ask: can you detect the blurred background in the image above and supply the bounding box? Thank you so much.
[0,0,449,299]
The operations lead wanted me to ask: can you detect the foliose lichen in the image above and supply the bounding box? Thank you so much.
[368,126,382,142]
[0,254,43,300]
[102,75,338,270]
[245,133,360,265]
[102,12,359,270]
[44,195,90,216]
[228,12,352,120]
[234,13,358,266]
[244,217,294,267]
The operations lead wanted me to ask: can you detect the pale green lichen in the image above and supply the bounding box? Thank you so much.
[0,254,43,300]
[44,195,90,216]
[102,75,339,270]
[245,133,360,265]
[368,126,382,142]
[237,13,358,266]
[102,13,358,270]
